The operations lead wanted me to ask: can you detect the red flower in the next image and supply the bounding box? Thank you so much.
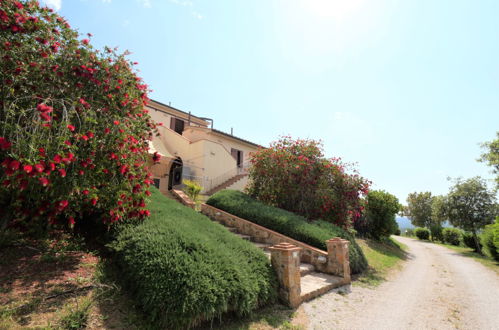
[9,160,20,171]
[67,124,75,132]
[53,154,62,163]
[82,189,89,195]
[57,200,69,211]
[38,177,50,187]
[91,198,97,206]
[82,39,89,45]
[36,103,53,113]
[81,135,88,141]
[64,140,72,146]
[20,180,28,190]
[68,217,75,225]
[58,168,66,177]
[0,137,12,150]
[14,2,23,9]
[23,164,33,174]
[113,120,120,125]
[86,131,94,138]
[34,163,44,172]
[152,152,161,163]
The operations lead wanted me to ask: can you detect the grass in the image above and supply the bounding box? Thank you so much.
[436,242,499,276]
[354,237,408,287]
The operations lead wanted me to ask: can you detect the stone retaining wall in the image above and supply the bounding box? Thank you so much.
[171,189,195,209]
[201,203,350,276]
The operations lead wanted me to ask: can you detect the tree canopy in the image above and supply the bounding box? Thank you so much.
[479,132,499,189]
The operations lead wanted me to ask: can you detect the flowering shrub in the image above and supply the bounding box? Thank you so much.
[0,0,156,229]
[247,137,370,228]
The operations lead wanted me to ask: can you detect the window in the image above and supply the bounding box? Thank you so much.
[170,117,185,135]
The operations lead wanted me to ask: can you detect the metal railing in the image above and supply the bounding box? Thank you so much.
[205,161,250,193]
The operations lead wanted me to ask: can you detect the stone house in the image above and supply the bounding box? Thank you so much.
[146,99,260,194]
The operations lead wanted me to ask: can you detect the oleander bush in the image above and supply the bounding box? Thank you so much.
[247,136,370,228]
[0,0,156,232]
[206,189,368,274]
[111,188,277,329]
[442,228,462,246]
[414,227,430,240]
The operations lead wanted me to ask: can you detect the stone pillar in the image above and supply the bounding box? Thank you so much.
[326,238,351,284]
[269,242,302,308]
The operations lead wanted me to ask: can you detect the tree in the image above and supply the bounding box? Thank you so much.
[0,0,156,233]
[430,195,447,241]
[247,136,370,228]
[362,190,400,240]
[445,177,498,253]
[479,132,499,189]
[404,192,433,228]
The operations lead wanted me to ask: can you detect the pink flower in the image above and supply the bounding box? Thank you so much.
[82,39,89,45]
[58,168,66,177]
[67,124,75,132]
[113,120,120,125]
[34,163,44,172]
[82,189,89,195]
[68,217,75,225]
[152,152,161,163]
[53,154,62,163]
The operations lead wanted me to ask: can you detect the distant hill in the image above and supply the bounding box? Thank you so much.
[396,216,414,230]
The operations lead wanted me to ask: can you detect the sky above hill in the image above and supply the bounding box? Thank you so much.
[42,0,498,203]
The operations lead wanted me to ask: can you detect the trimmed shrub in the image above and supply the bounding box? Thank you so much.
[206,190,368,274]
[111,188,277,329]
[0,1,155,230]
[442,228,462,246]
[463,232,482,252]
[481,223,499,261]
[414,227,430,240]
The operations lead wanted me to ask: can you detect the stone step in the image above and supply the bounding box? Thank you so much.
[253,242,272,250]
[299,263,315,276]
[300,272,344,303]
[235,233,252,241]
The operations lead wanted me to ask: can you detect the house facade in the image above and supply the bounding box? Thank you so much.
[146,99,260,194]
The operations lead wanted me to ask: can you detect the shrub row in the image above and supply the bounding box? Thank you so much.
[111,188,277,329]
[206,190,368,274]
[442,228,462,246]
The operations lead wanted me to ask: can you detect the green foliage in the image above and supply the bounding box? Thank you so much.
[414,227,430,240]
[445,177,497,252]
[247,137,370,228]
[206,190,368,274]
[395,228,401,236]
[429,223,444,242]
[360,190,400,240]
[111,188,277,329]
[442,228,462,246]
[463,232,482,252]
[404,192,434,228]
[479,132,499,189]
[183,179,202,202]
[0,1,155,231]
[481,221,499,261]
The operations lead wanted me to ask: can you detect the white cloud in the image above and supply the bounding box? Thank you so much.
[137,0,151,8]
[191,11,203,19]
[169,0,192,6]
[42,0,62,11]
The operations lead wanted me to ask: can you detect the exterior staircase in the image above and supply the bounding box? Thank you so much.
[205,173,247,195]
[220,220,345,303]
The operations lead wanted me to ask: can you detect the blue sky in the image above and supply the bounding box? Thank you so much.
[43,0,498,203]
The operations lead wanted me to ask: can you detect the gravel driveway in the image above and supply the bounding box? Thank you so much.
[302,236,499,330]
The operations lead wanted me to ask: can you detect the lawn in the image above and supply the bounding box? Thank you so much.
[354,237,408,287]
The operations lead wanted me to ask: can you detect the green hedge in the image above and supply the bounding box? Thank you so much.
[111,188,277,329]
[414,227,430,240]
[442,228,462,246]
[206,190,368,274]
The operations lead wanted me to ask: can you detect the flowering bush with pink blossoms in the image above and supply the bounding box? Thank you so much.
[247,137,370,228]
[0,0,157,231]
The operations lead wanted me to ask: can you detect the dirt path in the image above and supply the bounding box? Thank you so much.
[301,236,499,330]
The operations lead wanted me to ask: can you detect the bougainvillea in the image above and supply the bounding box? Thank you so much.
[0,0,157,229]
[247,137,370,228]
